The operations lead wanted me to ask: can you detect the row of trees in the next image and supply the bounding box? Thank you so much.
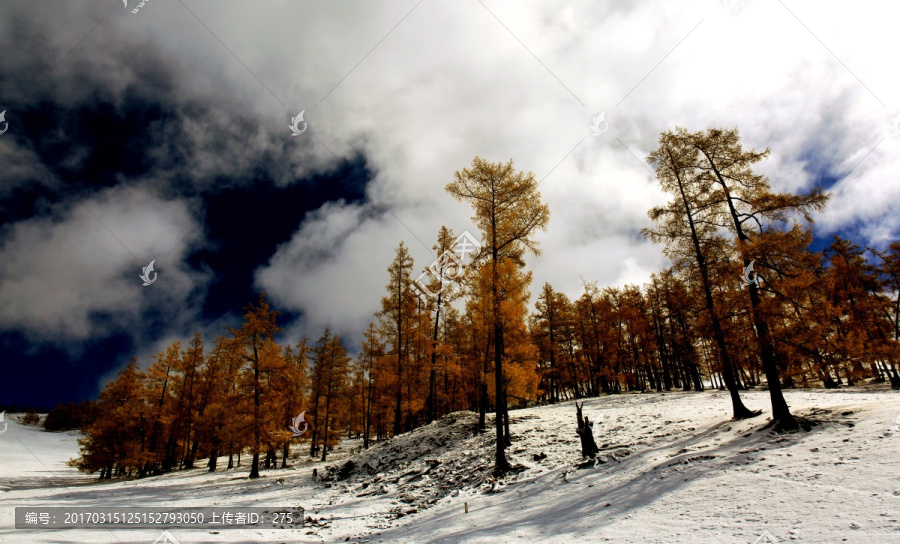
[70,312,358,479]
[43,401,97,431]
[641,128,899,430]
[531,239,900,403]
[72,128,900,479]
[0,403,52,414]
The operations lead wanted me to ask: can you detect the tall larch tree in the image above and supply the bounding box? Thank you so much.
[870,242,900,387]
[316,333,352,461]
[192,336,230,472]
[446,156,550,474]
[230,293,282,479]
[534,283,566,403]
[179,332,204,468]
[643,131,759,420]
[307,330,330,458]
[378,242,416,436]
[278,340,309,467]
[679,127,828,431]
[144,341,180,475]
[358,322,383,448]
[421,226,462,423]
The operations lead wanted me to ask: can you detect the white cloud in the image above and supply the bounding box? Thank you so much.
[254,201,404,343]
[0,185,206,343]
[237,0,900,335]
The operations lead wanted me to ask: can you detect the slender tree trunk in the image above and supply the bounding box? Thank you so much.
[491,242,510,473]
[393,270,404,436]
[182,347,199,469]
[364,362,374,448]
[477,331,489,433]
[671,149,757,420]
[249,335,261,479]
[208,445,218,473]
[406,344,414,432]
[705,159,796,430]
[426,288,443,423]
[321,356,335,462]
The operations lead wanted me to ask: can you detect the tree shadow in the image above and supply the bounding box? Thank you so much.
[366,407,845,543]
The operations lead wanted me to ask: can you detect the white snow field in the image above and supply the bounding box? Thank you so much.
[1,388,899,544]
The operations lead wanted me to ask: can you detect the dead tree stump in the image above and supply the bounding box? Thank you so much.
[575,401,600,459]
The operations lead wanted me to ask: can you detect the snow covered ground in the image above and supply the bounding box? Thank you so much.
[1,388,899,544]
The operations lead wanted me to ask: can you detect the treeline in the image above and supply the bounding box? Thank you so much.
[72,127,900,479]
[533,239,900,399]
[0,403,51,414]
[0,404,47,427]
[44,401,97,431]
[639,128,899,430]
[72,306,317,479]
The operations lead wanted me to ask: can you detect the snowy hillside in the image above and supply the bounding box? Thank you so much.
[2,388,899,543]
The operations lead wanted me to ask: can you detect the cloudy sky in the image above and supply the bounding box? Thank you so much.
[1,0,898,407]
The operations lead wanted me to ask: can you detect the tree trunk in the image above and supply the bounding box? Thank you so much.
[704,155,797,431]
[393,269,404,437]
[575,402,600,459]
[249,335,261,479]
[671,150,758,420]
[187,440,200,470]
[364,364,374,448]
[426,287,443,423]
[208,448,218,473]
[477,334,489,434]
[492,258,510,474]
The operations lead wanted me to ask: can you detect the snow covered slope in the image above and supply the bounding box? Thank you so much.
[1,388,899,543]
